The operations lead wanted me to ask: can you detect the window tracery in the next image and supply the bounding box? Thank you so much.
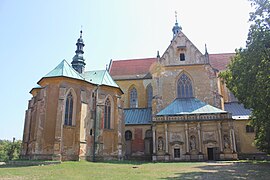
[177,74,193,98]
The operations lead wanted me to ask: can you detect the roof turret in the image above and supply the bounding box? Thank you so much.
[71,30,86,74]
[172,11,182,38]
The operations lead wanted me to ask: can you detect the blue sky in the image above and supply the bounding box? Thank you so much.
[0,0,252,140]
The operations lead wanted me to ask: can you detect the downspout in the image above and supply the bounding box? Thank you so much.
[92,85,99,162]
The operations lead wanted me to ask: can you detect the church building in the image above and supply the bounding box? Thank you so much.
[21,17,264,161]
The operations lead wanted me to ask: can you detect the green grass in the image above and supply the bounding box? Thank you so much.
[0,160,270,179]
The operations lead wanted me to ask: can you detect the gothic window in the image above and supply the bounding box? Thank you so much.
[104,98,111,129]
[177,74,193,98]
[130,87,138,108]
[180,53,185,61]
[64,92,73,126]
[146,84,153,108]
[125,130,132,141]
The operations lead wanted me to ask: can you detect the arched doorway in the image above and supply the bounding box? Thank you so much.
[144,130,153,155]
[125,130,132,157]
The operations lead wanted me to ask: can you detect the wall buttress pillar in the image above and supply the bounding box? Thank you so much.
[197,123,202,153]
[165,123,168,154]
[185,123,189,153]
[218,122,223,152]
[152,126,156,154]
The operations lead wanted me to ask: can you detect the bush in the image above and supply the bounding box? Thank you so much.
[0,139,22,162]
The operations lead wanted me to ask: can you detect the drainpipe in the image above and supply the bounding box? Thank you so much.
[92,85,99,162]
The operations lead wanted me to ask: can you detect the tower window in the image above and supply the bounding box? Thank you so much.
[180,53,185,61]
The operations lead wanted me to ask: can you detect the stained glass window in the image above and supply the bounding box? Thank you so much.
[104,98,111,129]
[64,92,73,126]
[177,74,193,98]
[130,87,138,108]
[147,85,153,107]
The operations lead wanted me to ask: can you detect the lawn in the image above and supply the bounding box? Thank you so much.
[0,160,270,179]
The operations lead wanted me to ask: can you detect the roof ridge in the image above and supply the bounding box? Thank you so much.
[100,70,107,85]
[112,57,156,62]
[61,59,65,76]
[209,52,235,55]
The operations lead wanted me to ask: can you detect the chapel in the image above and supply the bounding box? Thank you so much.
[21,18,265,161]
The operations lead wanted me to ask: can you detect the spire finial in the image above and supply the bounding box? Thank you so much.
[157,50,160,58]
[205,44,208,54]
[205,43,209,64]
[175,11,178,23]
[80,25,83,38]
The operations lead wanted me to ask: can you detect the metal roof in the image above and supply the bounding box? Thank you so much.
[224,102,251,120]
[124,108,152,125]
[44,59,84,80]
[157,98,226,116]
[83,70,119,88]
[41,60,119,89]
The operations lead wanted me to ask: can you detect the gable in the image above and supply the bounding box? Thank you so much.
[159,32,207,66]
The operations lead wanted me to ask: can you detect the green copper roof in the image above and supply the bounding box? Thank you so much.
[44,59,84,80]
[83,70,119,88]
[124,108,152,125]
[157,98,226,116]
[41,60,119,89]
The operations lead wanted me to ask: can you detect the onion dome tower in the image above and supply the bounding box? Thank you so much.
[71,30,86,74]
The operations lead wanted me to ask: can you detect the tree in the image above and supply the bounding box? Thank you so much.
[0,140,22,162]
[220,0,270,153]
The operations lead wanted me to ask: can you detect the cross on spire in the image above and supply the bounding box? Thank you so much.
[172,11,182,38]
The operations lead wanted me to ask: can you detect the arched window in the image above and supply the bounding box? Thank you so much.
[145,130,152,139]
[125,130,132,141]
[177,74,193,98]
[130,87,138,108]
[64,92,73,126]
[104,98,111,129]
[146,84,153,108]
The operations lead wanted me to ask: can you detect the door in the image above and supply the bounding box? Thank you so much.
[207,148,214,160]
[144,130,153,155]
[126,141,132,157]
[144,138,153,155]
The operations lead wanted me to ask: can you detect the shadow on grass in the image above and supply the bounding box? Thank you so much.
[94,159,152,165]
[160,161,270,180]
[0,160,61,168]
